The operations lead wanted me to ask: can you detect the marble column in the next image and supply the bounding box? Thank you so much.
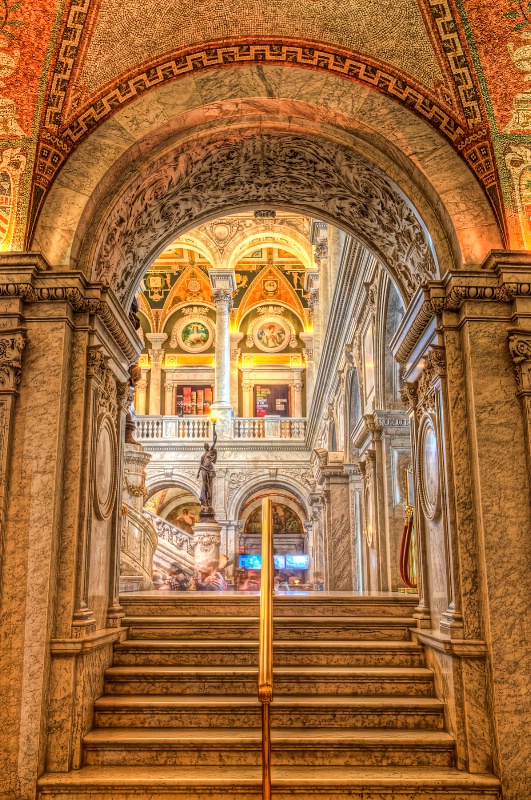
[146,333,167,416]
[0,258,140,796]
[212,289,232,409]
[344,463,364,592]
[135,368,149,415]
[308,491,325,584]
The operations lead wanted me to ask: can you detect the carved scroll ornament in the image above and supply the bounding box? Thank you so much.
[94,131,437,303]
[0,331,25,390]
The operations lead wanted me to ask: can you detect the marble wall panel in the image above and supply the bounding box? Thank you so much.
[461,314,531,800]
[0,315,73,799]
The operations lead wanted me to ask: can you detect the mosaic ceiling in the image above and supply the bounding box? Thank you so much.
[5,0,531,255]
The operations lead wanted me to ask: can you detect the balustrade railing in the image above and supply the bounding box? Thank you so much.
[232,416,306,440]
[135,416,210,440]
[143,509,195,557]
[232,418,265,438]
[135,415,306,441]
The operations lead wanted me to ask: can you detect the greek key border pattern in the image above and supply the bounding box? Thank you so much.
[44,0,92,130]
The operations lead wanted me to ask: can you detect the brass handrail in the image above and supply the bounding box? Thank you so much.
[258,497,273,800]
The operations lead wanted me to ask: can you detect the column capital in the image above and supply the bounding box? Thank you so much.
[212,288,234,311]
[145,332,167,350]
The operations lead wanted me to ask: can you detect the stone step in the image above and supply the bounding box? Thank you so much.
[83,727,455,767]
[119,592,419,619]
[94,695,444,729]
[104,665,435,697]
[37,764,501,799]
[124,615,414,641]
[113,639,425,667]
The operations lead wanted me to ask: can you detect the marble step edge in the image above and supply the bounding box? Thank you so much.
[114,639,423,650]
[83,726,455,748]
[94,695,444,710]
[104,665,433,678]
[37,764,501,789]
[122,618,415,625]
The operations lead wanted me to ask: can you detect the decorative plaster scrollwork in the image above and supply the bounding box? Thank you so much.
[181,305,210,317]
[94,132,437,302]
[227,469,262,505]
[256,305,285,316]
[414,348,446,420]
[195,533,219,553]
[509,332,531,391]
[123,476,148,498]
[0,331,25,390]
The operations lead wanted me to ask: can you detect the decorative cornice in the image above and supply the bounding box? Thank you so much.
[0,277,139,363]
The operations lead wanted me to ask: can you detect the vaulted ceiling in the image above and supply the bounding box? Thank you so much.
[4,0,528,256]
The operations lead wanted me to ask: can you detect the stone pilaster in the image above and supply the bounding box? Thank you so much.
[0,258,140,795]
[314,448,353,591]
[135,367,149,415]
[392,254,531,798]
[146,333,167,415]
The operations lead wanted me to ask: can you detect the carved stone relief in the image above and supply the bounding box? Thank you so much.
[417,415,440,520]
[94,416,118,520]
[93,131,437,303]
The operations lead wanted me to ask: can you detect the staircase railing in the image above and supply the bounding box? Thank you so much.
[258,497,274,799]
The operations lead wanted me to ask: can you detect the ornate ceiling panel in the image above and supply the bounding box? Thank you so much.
[72,0,443,99]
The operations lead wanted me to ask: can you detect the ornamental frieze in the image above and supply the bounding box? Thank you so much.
[93,131,437,303]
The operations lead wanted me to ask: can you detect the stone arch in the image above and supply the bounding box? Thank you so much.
[228,474,311,521]
[31,67,503,305]
[226,225,313,271]
[90,128,439,307]
[145,475,200,502]
[240,491,307,531]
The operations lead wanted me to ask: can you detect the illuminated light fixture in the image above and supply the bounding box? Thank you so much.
[210,409,219,425]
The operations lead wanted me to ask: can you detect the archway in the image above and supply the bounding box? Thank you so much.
[30,68,503,316]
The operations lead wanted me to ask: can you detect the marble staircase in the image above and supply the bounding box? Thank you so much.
[38,594,501,799]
